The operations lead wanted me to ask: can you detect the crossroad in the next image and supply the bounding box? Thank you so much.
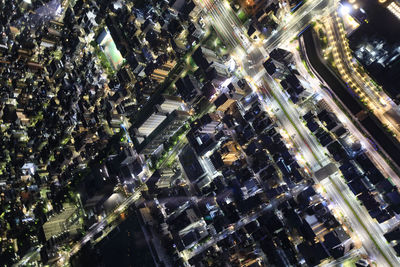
[198,0,400,266]
[17,1,400,266]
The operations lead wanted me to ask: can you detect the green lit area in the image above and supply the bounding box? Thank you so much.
[97,27,125,70]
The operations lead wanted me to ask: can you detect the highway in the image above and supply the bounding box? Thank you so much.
[322,174,400,267]
[298,34,400,190]
[297,12,400,267]
[325,12,400,168]
[198,0,400,266]
[296,18,400,267]
[327,12,400,137]
[60,1,400,266]
[16,1,399,266]
[260,73,328,170]
[330,10,400,110]
[199,0,247,48]
[198,0,335,170]
[263,0,334,51]
[328,16,382,107]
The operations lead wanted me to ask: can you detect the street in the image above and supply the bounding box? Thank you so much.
[198,0,400,266]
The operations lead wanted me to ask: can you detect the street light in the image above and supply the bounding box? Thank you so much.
[339,4,352,16]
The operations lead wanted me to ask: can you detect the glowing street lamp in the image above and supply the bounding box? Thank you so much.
[339,4,352,16]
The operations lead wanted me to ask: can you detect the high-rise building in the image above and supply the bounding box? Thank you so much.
[150,59,177,83]
[158,95,185,113]
[192,113,220,134]
[136,110,167,137]
[137,110,190,155]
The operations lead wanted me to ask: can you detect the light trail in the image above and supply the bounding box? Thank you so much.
[199,0,400,266]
